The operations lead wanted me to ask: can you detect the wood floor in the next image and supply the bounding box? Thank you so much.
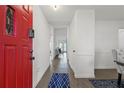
[36,53,120,88]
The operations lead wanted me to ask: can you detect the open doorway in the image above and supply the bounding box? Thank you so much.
[57,40,67,55]
[54,28,67,58]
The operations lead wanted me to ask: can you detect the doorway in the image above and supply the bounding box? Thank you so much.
[58,40,67,54]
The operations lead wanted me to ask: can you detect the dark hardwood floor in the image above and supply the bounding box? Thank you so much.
[36,53,119,88]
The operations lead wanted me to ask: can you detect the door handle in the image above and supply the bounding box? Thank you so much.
[30,56,35,60]
[73,50,76,52]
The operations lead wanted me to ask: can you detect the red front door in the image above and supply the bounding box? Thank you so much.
[0,5,33,88]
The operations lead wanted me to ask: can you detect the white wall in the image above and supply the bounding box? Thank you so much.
[118,29,124,49]
[95,20,124,69]
[33,6,50,87]
[68,13,124,71]
[68,10,95,78]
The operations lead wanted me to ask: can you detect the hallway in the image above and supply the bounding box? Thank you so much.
[33,6,124,88]
[36,53,94,88]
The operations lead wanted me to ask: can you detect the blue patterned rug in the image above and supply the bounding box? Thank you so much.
[48,73,70,88]
[90,79,124,88]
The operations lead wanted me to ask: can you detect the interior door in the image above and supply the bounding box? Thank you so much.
[0,5,33,88]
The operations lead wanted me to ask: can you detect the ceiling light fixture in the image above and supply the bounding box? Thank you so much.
[50,5,59,11]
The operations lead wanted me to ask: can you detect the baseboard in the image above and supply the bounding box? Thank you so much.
[74,73,95,78]
[33,80,38,88]
[95,66,116,69]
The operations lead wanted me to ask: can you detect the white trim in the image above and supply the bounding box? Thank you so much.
[74,73,95,78]
[95,66,116,69]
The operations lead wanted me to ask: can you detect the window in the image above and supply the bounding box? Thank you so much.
[6,6,14,35]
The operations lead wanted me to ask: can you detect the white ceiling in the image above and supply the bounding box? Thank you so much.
[41,5,124,28]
